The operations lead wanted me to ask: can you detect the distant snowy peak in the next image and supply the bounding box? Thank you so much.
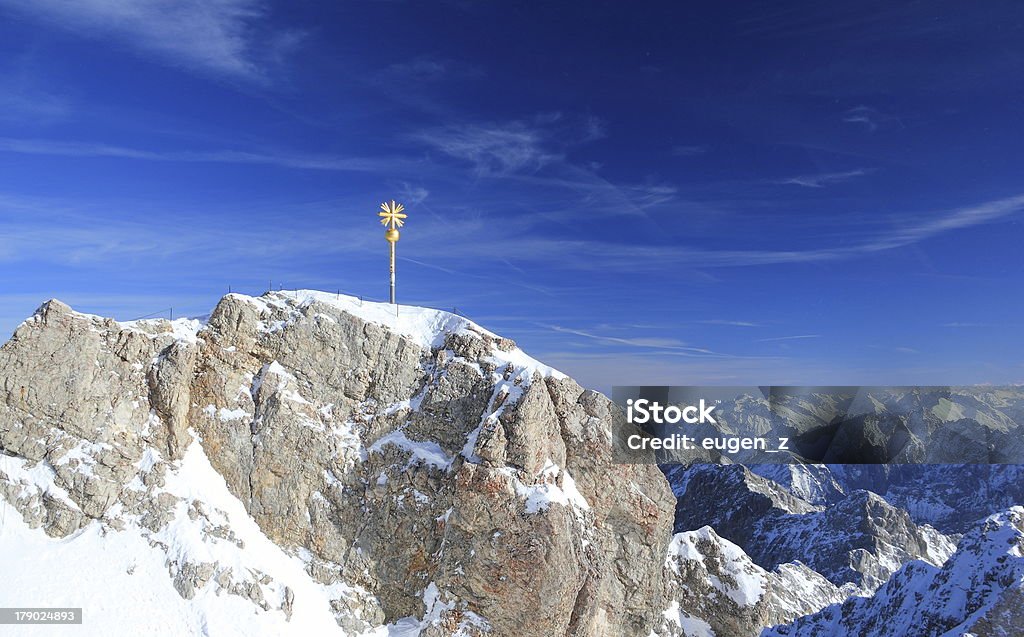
[747,464,846,506]
[670,463,956,593]
[764,506,1024,637]
[757,463,1024,535]
[658,526,845,637]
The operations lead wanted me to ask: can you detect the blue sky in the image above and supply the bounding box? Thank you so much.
[0,1,1022,391]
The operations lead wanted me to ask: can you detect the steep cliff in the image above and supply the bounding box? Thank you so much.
[0,291,675,636]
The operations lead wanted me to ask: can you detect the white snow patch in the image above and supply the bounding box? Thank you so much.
[666,527,766,606]
[662,600,715,637]
[370,430,453,470]
[383,583,489,636]
[121,317,205,344]
[203,405,250,422]
[501,460,591,514]
[0,455,80,512]
[0,438,389,636]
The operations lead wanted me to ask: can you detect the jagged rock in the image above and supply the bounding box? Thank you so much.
[148,340,198,458]
[0,290,676,635]
[764,507,1024,636]
[670,463,954,591]
[656,527,846,637]
[9,290,1018,636]
[172,561,217,600]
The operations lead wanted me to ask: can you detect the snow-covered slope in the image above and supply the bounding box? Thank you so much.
[763,506,1024,637]
[238,290,564,377]
[669,464,955,592]
[0,290,675,636]
[0,440,383,636]
[655,527,846,637]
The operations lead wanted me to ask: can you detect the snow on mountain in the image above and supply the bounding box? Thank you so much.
[0,290,675,636]
[237,290,565,378]
[756,463,1024,535]
[747,465,845,506]
[0,439,381,636]
[3,291,1024,637]
[655,526,845,637]
[669,464,956,592]
[763,506,1024,637]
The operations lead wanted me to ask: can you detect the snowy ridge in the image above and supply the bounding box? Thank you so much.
[658,525,846,637]
[234,290,564,379]
[666,527,766,606]
[15,299,206,345]
[763,506,1024,637]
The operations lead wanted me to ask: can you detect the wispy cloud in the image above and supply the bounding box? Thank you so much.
[411,113,611,178]
[697,319,761,327]
[0,84,70,124]
[12,191,1017,276]
[0,0,300,80]
[412,121,562,176]
[0,137,392,171]
[384,56,483,82]
[868,344,921,355]
[671,145,708,156]
[941,322,992,328]
[534,350,819,392]
[779,169,870,188]
[386,57,448,79]
[0,49,74,124]
[435,192,1024,270]
[0,194,386,266]
[876,193,1024,249]
[408,115,683,220]
[544,324,732,357]
[842,106,901,132]
[582,116,607,142]
[757,334,820,342]
[396,183,430,206]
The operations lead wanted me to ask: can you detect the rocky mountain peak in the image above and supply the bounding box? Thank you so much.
[0,290,675,635]
[765,506,1024,636]
[3,291,1023,636]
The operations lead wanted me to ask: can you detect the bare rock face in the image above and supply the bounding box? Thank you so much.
[0,300,185,527]
[0,291,676,636]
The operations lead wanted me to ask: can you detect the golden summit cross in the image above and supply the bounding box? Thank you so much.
[378,200,407,304]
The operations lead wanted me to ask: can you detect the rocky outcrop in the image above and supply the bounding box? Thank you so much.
[670,464,955,591]
[0,291,675,636]
[7,291,1023,637]
[654,527,846,637]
